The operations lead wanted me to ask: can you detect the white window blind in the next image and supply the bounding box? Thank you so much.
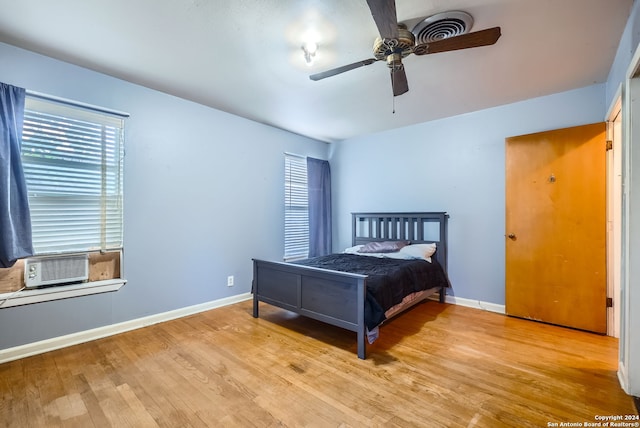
[284,153,308,260]
[21,96,125,255]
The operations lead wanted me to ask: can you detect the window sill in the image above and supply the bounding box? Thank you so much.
[0,279,127,309]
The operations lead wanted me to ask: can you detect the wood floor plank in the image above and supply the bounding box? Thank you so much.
[1,300,636,427]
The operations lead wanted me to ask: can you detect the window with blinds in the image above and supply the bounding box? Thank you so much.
[21,96,125,255]
[284,153,308,260]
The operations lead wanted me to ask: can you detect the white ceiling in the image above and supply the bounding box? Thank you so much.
[0,0,633,142]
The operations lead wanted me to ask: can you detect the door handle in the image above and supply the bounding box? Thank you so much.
[508,233,516,240]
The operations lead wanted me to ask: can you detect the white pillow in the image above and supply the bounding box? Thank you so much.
[343,244,412,259]
[399,243,436,262]
[343,245,364,254]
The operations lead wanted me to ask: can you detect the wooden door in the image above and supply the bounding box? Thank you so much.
[505,123,607,333]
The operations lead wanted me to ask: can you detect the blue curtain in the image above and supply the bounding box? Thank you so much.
[307,157,332,257]
[0,82,33,268]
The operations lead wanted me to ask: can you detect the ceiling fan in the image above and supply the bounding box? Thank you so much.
[309,0,502,97]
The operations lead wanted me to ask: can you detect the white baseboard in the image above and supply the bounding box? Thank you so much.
[0,292,252,364]
[439,295,506,314]
[618,361,630,394]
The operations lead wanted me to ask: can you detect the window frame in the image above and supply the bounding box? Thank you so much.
[21,95,126,256]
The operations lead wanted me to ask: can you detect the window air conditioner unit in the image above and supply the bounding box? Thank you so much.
[24,254,89,289]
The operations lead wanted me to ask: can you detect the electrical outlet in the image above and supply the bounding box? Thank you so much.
[227,275,234,287]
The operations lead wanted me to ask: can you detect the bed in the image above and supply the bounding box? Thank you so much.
[252,212,450,359]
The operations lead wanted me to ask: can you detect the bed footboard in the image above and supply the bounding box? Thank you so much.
[252,258,369,359]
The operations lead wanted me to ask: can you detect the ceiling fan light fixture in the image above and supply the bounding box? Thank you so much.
[302,41,318,66]
[411,11,474,44]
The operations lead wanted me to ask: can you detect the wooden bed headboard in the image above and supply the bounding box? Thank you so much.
[351,212,449,270]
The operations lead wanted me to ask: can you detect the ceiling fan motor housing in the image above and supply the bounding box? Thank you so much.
[373,26,415,60]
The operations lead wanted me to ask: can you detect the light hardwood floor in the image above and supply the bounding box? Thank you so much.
[0,300,636,427]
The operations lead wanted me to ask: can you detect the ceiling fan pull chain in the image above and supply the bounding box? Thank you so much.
[392,60,395,114]
[392,84,396,114]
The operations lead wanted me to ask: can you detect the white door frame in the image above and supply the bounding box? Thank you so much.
[605,90,622,338]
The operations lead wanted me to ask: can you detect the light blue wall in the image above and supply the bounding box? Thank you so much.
[607,0,640,106]
[0,42,329,349]
[330,85,606,305]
